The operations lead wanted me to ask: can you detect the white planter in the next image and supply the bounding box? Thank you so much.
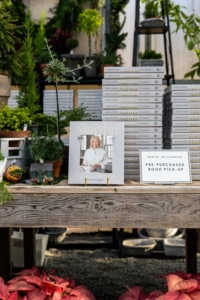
[146,228,178,238]
[0,157,7,182]
[11,231,49,267]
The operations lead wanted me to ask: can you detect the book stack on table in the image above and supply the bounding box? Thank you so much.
[163,84,200,181]
[102,66,164,181]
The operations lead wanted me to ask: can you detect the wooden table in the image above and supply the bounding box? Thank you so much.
[1,181,200,280]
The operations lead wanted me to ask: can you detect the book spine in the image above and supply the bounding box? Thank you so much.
[102,109,162,115]
[103,103,162,109]
[170,127,200,133]
[169,103,200,109]
[103,91,162,97]
[102,97,162,103]
[124,139,162,145]
[125,133,162,138]
[124,145,162,150]
[125,127,162,133]
[102,79,163,85]
[104,66,164,73]
[102,85,162,91]
[102,115,162,121]
[170,139,200,145]
[104,73,164,79]
[164,84,200,93]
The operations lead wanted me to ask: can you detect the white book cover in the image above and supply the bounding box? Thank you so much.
[125,127,162,133]
[102,109,162,115]
[102,115,162,121]
[102,79,163,85]
[102,85,163,91]
[125,132,162,138]
[104,73,164,79]
[164,84,200,94]
[102,97,162,103]
[68,121,124,184]
[103,91,162,97]
[103,103,162,109]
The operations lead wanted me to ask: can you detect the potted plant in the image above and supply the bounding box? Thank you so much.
[140,0,165,26]
[0,1,22,105]
[97,51,120,76]
[138,49,163,66]
[77,9,103,76]
[0,104,32,138]
[60,38,85,77]
[31,133,65,178]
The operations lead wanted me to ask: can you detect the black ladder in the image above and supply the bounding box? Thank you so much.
[132,0,175,86]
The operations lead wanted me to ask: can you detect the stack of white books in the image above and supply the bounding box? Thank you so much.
[102,66,164,181]
[164,84,200,180]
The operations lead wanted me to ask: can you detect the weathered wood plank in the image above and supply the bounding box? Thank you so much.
[8,182,200,194]
[1,193,200,228]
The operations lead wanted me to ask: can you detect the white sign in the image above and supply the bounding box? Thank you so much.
[68,121,124,184]
[140,150,192,183]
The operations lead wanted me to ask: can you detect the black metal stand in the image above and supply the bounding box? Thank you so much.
[133,0,175,86]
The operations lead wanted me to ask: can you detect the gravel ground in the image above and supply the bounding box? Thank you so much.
[44,243,200,300]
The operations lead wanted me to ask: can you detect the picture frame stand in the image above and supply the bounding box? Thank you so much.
[84,178,88,186]
[107,178,109,186]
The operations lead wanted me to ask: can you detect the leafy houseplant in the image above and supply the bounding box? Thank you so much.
[77,9,103,76]
[43,38,93,142]
[31,134,65,163]
[0,104,32,137]
[65,38,79,54]
[138,49,163,66]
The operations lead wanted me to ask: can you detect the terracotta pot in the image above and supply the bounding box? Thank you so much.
[100,64,114,77]
[0,130,31,138]
[53,158,63,178]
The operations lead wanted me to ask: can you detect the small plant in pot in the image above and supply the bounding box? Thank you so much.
[31,133,65,178]
[138,49,163,66]
[60,38,85,77]
[140,0,165,26]
[0,104,32,138]
[77,9,103,77]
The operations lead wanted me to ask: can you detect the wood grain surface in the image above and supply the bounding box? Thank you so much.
[2,181,200,228]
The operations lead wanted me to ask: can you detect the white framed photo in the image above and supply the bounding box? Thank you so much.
[68,121,124,184]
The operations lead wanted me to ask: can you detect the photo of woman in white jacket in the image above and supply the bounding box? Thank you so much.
[82,136,108,173]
